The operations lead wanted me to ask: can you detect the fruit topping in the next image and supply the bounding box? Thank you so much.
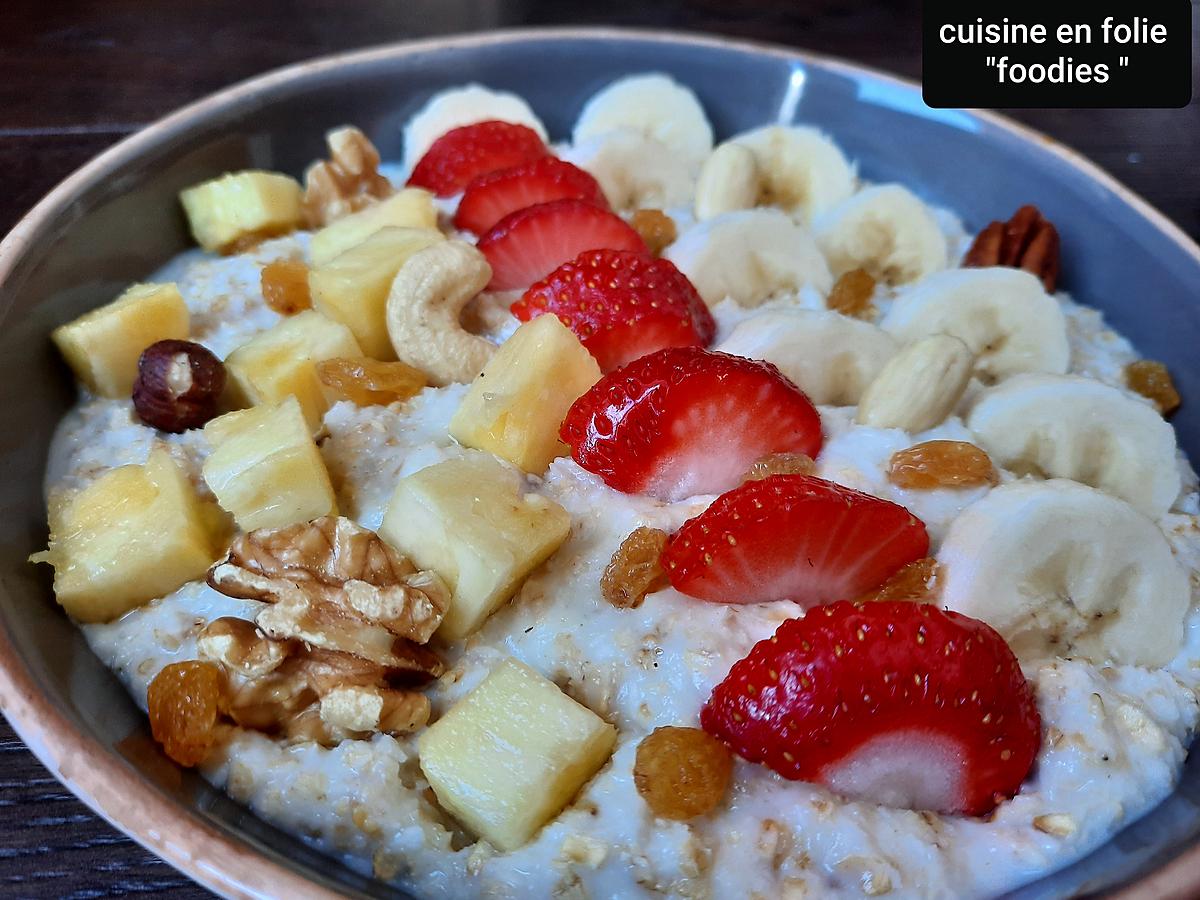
[560,348,822,501]
[600,527,670,609]
[301,126,393,227]
[743,452,816,482]
[634,726,733,820]
[662,475,928,606]
[629,208,678,256]
[700,601,1041,816]
[260,258,313,315]
[887,440,998,490]
[148,660,229,767]
[826,267,877,319]
[477,199,647,291]
[132,339,227,432]
[1125,359,1181,415]
[856,557,941,603]
[317,357,426,406]
[512,249,716,372]
[407,120,548,197]
[963,204,1061,292]
[454,156,607,234]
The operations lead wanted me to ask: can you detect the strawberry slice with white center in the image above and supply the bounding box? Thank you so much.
[406,120,548,198]
[559,348,822,501]
[662,474,929,606]
[476,199,646,291]
[454,157,609,235]
[701,600,1042,816]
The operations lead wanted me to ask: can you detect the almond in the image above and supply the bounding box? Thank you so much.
[857,334,974,431]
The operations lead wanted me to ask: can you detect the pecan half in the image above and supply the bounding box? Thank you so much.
[302,126,393,228]
[963,204,1061,292]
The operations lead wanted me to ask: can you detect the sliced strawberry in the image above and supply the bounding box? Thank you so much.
[454,157,608,234]
[407,120,548,197]
[513,249,716,372]
[701,600,1041,816]
[477,199,647,292]
[663,475,928,606]
[560,348,822,500]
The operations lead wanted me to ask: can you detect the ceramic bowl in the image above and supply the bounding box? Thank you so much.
[1,28,1198,900]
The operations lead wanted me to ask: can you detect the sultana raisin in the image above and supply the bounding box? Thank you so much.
[857,557,941,603]
[147,660,228,767]
[601,527,669,609]
[317,357,427,406]
[888,440,998,490]
[634,726,733,820]
[630,209,677,257]
[826,268,877,319]
[261,258,312,315]
[1125,360,1181,415]
[744,452,816,482]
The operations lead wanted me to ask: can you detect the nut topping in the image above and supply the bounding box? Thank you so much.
[132,339,226,432]
[319,684,430,735]
[197,616,294,678]
[963,204,1061,292]
[302,126,394,228]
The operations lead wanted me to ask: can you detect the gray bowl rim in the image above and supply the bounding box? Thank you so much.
[1,25,1199,900]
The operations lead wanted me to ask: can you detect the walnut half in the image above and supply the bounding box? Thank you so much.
[302,126,394,228]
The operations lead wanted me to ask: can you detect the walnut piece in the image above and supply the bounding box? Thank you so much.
[319,684,430,734]
[197,616,293,678]
[302,127,394,228]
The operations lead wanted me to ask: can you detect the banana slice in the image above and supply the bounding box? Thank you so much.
[664,209,833,308]
[404,85,548,167]
[561,130,693,211]
[572,73,713,169]
[717,310,897,406]
[939,480,1189,667]
[967,374,1180,519]
[880,268,1069,381]
[726,125,856,223]
[814,184,949,285]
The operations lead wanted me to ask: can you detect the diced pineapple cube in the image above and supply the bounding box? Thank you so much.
[450,315,600,474]
[51,282,189,397]
[202,396,337,531]
[310,189,438,266]
[380,454,570,640]
[32,449,223,623]
[309,226,444,359]
[224,310,362,431]
[419,658,616,851]
[179,170,303,253]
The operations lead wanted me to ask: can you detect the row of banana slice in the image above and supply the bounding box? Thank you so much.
[399,74,1192,671]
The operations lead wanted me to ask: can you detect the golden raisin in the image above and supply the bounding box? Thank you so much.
[826,268,877,319]
[601,527,669,609]
[147,661,228,767]
[888,440,998,490]
[857,557,941,603]
[261,259,312,315]
[744,452,816,482]
[634,726,733,820]
[1125,360,1181,415]
[630,209,677,257]
[317,357,426,406]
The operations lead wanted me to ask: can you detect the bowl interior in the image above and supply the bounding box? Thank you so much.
[1,30,1198,899]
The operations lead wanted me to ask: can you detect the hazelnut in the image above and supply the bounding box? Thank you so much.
[132,339,226,432]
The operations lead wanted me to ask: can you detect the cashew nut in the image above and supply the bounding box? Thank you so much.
[385,242,496,386]
[694,143,759,221]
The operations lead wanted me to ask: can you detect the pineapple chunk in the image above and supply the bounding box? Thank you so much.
[51,282,189,397]
[380,454,570,640]
[450,315,600,474]
[309,226,444,359]
[224,310,362,431]
[202,396,337,531]
[33,449,223,623]
[179,170,303,253]
[419,658,616,851]
[310,189,438,266]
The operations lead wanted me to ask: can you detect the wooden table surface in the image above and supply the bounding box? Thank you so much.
[0,1,1196,897]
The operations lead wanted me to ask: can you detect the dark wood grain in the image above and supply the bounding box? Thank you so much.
[0,1,1196,897]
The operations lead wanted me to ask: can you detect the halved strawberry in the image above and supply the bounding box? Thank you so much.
[701,600,1041,816]
[407,120,548,197]
[663,475,928,606]
[513,249,716,372]
[560,348,822,501]
[454,157,608,234]
[477,199,646,292]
